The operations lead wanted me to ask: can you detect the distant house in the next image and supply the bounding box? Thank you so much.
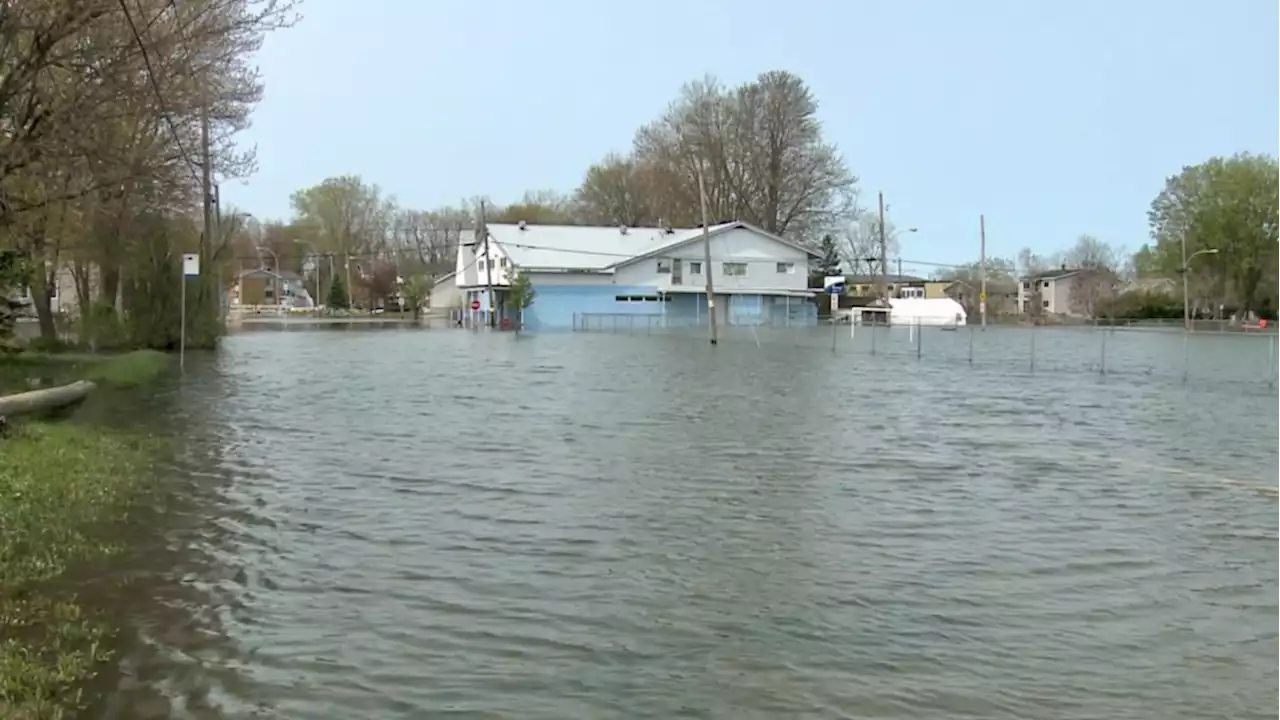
[452,221,818,330]
[844,274,954,300]
[231,268,315,308]
[945,278,1019,318]
[1020,267,1122,318]
[1019,268,1082,316]
[14,262,101,318]
[427,270,461,310]
[1126,277,1177,295]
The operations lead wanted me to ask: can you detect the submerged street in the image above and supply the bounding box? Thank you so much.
[91,329,1277,719]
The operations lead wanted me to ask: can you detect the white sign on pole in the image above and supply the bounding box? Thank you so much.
[182,253,200,277]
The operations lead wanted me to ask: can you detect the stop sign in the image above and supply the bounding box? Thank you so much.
[470,299,481,311]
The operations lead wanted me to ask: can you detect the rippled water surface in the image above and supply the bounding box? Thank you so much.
[96,329,1277,719]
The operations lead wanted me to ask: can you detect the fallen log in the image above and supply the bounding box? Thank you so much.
[0,380,96,418]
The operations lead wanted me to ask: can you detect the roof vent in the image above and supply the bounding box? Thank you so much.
[618,225,628,235]
[517,220,527,230]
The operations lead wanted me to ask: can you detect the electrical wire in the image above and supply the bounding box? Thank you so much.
[37,234,983,273]
[116,0,204,188]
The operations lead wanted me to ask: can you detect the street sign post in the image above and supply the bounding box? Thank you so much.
[826,283,846,295]
[180,253,199,371]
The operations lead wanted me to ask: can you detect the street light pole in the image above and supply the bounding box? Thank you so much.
[1181,240,1219,332]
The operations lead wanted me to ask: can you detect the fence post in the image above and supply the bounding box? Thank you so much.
[1029,323,1035,373]
[1182,332,1189,385]
[1099,326,1107,375]
[916,316,922,360]
[1264,335,1274,389]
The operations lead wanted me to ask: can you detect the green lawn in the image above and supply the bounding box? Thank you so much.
[0,422,159,719]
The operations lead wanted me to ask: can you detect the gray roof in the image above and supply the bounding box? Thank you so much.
[487,221,815,271]
[1025,268,1081,281]
[486,223,701,271]
[845,274,926,284]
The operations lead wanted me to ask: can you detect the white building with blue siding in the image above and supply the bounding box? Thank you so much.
[453,221,818,331]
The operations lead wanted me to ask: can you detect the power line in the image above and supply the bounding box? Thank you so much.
[116,0,203,188]
[40,235,987,275]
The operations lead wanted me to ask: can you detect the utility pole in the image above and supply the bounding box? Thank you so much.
[896,257,902,279]
[198,105,213,341]
[480,200,495,328]
[979,214,987,328]
[696,167,718,345]
[877,191,888,301]
[1180,231,1191,332]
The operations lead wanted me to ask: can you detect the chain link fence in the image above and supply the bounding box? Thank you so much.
[573,314,1279,392]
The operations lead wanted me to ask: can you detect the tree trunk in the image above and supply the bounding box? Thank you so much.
[0,381,95,417]
[30,266,57,342]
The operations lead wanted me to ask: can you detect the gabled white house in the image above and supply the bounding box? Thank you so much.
[453,221,818,330]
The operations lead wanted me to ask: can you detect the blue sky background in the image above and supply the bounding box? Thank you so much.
[222,0,1279,272]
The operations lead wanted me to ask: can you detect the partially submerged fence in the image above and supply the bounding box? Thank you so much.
[573,315,1279,392]
[572,311,815,333]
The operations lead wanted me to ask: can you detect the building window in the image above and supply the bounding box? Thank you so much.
[615,295,665,303]
[499,257,508,268]
[1042,299,1050,308]
[776,262,795,274]
[1022,281,1030,290]
[690,261,702,274]
[723,262,747,277]
[478,259,486,271]
[900,286,924,299]
[1042,281,1050,289]
[656,259,671,274]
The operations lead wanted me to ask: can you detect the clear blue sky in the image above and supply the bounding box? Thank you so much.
[222,0,1279,271]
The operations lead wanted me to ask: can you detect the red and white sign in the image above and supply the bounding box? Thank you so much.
[470,299,481,311]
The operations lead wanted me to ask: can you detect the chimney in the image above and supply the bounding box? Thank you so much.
[517,220,527,231]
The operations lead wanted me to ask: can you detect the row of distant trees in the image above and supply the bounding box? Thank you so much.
[920,153,1278,321]
[237,70,876,309]
[0,0,296,351]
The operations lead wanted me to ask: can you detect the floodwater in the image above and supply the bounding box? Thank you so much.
[89,327,1277,719]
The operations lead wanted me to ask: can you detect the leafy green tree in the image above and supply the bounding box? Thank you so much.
[1148,153,1279,314]
[326,274,349,310]
[504,268,536,333]
[400,274,430,322]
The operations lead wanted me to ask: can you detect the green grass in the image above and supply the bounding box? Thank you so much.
[79,350,170,389]
[0,422,157,719]
[0,350,171,394]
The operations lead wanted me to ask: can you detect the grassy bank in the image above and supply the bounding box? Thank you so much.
[0,422,158,719]
[0,350,172,395]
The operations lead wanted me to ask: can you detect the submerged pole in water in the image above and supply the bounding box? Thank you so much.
[1264,335,1274,389]
[1182,331,1190,384]
[1099,327,1107,375]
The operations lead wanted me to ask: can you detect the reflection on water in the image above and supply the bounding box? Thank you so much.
[86,330,1277,719]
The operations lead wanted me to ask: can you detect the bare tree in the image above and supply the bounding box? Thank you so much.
[488,189,578,225]
[842,212,900,277]
[574,153,661,226]
[574,71,858,243]
[393,207,469,278]
[1062,234,1122,319]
